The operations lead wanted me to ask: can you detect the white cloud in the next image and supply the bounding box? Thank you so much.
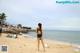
[62,18,80,26]
[0,0,32,14]
[31,0,56,10]
[44,17,80,30]
[0,0,80,30]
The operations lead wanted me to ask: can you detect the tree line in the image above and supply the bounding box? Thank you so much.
[0,13,6,25]
[0,12,31,29]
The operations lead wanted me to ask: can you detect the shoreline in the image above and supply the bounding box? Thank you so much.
[24,33,80,53]
[24,33,80,47]
[24,34,80,53]
[0,33,80,53]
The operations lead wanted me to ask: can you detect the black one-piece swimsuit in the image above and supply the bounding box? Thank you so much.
[37,29,42,39]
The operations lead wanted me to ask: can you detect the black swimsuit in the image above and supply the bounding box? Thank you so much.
[37,34,42,38]
[37,28,42,39]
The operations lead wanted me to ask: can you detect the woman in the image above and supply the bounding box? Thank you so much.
[36,23,45,51]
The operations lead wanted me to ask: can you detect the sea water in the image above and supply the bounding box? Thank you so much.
[28,30,80,45]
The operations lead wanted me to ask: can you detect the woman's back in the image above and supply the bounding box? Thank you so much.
[37,27,42,35]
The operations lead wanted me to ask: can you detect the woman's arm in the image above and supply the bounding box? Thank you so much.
[36,28,38,33]
[41,28,43,35]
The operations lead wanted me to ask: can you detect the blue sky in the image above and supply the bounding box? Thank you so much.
[0,0,80,30]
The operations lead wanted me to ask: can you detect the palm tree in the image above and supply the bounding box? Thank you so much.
[0,13,6,25]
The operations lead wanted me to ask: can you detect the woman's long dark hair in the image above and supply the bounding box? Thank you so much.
[38,23,42,30]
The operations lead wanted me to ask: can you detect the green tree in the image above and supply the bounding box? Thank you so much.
[0,13,6,24]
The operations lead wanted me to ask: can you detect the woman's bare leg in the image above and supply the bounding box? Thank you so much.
[37,38,40,51]
[41,38,45,51]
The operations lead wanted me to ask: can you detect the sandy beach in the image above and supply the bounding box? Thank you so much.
[0,33,80,53]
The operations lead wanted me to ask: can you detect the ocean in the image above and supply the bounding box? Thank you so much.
[27,30,80,45]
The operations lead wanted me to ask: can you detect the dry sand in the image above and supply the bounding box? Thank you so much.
[0,33,80,53]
